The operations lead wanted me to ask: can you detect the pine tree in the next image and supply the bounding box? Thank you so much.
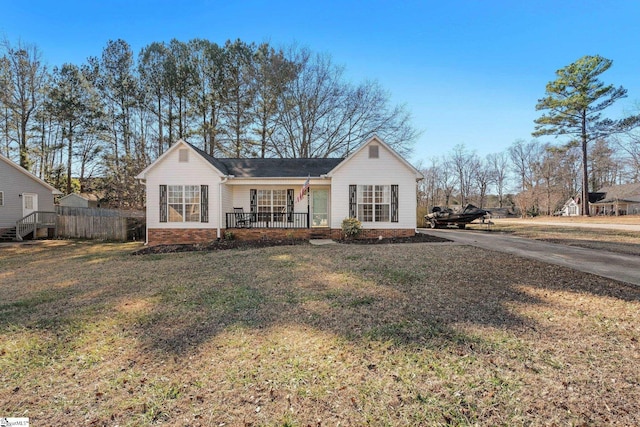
[533,55,640,216]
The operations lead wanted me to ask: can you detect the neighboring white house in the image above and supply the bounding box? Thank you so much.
[559,198,580,216]
[0,153,62,240]
[135,136,424,245]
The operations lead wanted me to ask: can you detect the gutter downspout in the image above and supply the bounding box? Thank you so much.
[218,176,231,240]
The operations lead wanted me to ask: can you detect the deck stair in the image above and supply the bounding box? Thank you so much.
[15,211,57,241]
[0,227,17,242]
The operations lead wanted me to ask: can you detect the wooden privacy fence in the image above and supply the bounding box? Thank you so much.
[56,206,145,241]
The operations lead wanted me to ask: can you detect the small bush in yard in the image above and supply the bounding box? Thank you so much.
[341,217,362,239]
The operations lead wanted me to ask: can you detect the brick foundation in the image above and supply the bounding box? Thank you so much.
[226,228,332,241]
[147,227,416,246]
[148,228,220,246]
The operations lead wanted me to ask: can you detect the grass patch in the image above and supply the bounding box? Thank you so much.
[468,218,640,255]
[1,240,639,425]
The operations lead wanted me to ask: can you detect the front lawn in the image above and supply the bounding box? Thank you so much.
[1,240,639,426]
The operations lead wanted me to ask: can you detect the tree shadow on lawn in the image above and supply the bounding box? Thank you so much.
[3,241,640,426]
[1,241,639,358]
[127,243,640,356]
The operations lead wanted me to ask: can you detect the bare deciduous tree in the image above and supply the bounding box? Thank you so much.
[0,39,48,168]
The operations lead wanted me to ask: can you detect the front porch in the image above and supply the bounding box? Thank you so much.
[225,211,310,229]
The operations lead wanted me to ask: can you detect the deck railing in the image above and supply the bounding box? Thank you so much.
[16,211,57,241]
[226,212,309,229]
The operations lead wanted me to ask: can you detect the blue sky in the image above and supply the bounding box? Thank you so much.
[2,1,640,165]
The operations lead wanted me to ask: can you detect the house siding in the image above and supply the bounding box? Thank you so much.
[329,143,418,231]
[144,145,222,230]
[139,137,421,245]
[0,156,56,228]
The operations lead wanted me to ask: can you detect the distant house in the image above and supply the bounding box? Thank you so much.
[589,183,640,216]
[58,193,101,208]
[559,198,580,216]
[136,136,424,246]
[0,153,62,240]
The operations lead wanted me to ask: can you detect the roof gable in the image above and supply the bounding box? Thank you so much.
[136,137,418,180]
[135,139,227,179]
[327,135,423,179]
[0,154,62,194]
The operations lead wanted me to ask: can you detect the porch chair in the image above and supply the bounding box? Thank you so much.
[233,207,253,228]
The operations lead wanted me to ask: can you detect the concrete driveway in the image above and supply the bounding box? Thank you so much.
[419,228,640,286]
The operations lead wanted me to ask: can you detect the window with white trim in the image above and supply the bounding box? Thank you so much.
[168,185,200,222]
[24,194,34,210]
[357,185,390,222]
[257,189,286,220]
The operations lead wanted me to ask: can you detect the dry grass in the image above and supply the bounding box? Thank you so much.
[503,215,640,225]
[466,218,640,256]
[1,239,639,426]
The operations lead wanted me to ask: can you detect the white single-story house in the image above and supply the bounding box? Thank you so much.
[558,198,580,216]
[0,153,62,240]
[135,136,424,245]
[58,192,101,208]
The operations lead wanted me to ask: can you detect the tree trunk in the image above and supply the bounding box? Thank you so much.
[20,117,29,169]
[581,111,590,216]
[66,123,73,195]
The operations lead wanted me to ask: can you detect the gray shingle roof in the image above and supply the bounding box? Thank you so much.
[188,142,344,177]
[592,183,640,204]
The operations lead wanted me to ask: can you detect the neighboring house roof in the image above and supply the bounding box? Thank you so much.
[0,153,63,194]
[588,192,607,204]
[593,183,640,204]
[59,193,100,203]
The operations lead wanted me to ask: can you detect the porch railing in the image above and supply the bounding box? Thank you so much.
[226,212,309,229]
[16,211,57,241]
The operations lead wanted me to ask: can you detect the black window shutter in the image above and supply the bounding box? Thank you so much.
[349,185,357,218]
[287,189,294,222]
[200,185,208,223]
[159,185,167,223]
[250,189,257,213]
[391,185,399,222]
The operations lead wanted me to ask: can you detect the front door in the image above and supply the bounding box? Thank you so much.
[311,189,328,227]
[22,193,37,218]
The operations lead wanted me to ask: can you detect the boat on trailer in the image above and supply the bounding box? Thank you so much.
[425,204,490,229]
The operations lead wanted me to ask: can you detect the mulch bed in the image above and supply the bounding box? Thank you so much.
[339,233,450,244]
[132,233,450,255]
